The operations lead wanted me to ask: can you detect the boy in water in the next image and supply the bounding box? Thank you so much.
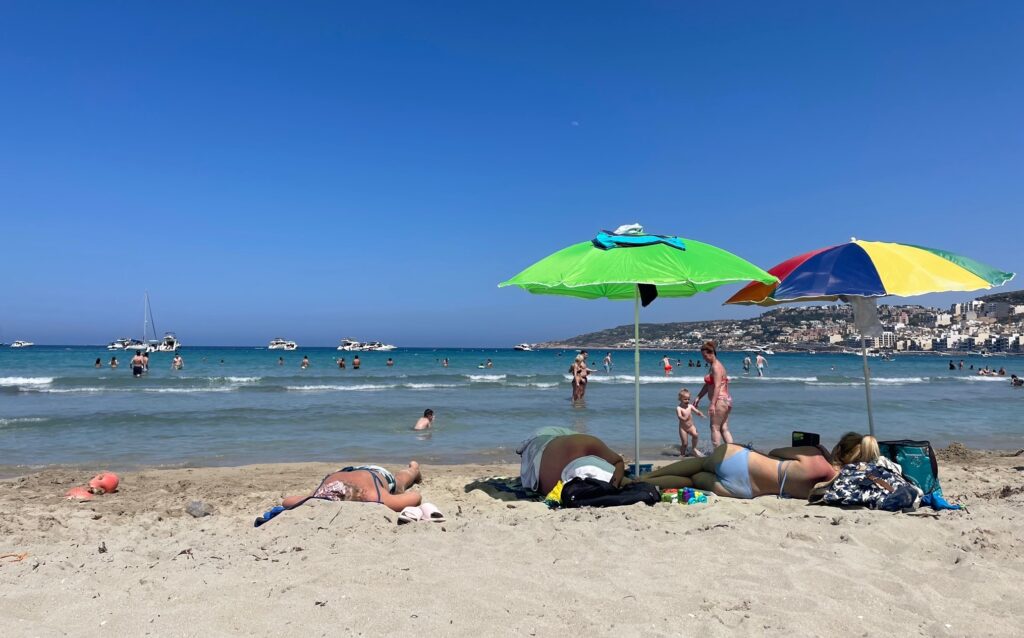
[676,388,705,457]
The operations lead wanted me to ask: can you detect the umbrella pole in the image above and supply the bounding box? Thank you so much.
[861,336,875,438]
[634,286,641,476]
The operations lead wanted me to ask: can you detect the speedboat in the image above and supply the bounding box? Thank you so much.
[268,338,298,350]
[514,343,534,351]
[10,340,34,348]
[338,338,363,351]
[107,337,133,350]
[362,341,396,352]
[149,333,181,352]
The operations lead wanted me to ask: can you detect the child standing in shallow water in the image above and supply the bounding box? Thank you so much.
[676,388,705,457]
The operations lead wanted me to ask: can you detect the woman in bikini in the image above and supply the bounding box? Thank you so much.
[281,461,423,513]
[693,341,732,446]
[640,432,879,500]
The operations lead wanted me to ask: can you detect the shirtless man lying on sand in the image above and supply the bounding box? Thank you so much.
[282,462,423,513]
[518,428,627,495]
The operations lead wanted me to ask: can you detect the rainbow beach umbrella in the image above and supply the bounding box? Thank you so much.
[726,239,1014,435]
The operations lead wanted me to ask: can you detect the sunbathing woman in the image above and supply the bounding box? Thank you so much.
[281,461,423,513]
[640,432,878,500]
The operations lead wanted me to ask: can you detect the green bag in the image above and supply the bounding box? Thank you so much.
[878,439,940,495]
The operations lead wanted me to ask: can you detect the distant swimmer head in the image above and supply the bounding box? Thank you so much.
[88,472,120,494]
[424,409,434,418]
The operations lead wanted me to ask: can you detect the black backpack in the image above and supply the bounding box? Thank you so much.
[560,477,660,508]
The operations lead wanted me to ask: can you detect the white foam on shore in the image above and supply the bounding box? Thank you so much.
[960,375,1010,382]
[144,387,237,393]
[509,381,560,389]
[221,376,262,384]
[0,377,54,386]
[466,374,507,382]
[402,383,459,390]
[872,377,927,384]
[587,375,707,384]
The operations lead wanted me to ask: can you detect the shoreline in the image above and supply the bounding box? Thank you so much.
[2,445,1022,635]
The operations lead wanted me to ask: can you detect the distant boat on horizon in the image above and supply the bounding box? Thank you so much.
[268,338,298,350]
[514,343,535,351]
[10,340,34,348]
[338,338,396,352]
[108,292,180,352]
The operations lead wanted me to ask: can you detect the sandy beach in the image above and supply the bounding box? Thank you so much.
[1,445,1022,637]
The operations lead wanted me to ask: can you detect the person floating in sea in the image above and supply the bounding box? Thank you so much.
[337,357,346,369]
[172,353,184,370]
[997,367,1007,376]
[485,358,494,369]
[662,355,673,376]
[1011,374,1023,387]
[386,357,394,367]
[603,352,613,374]
[352,355,361,369]
[142,351,150,372]
[130,350,146,378]
[94,357,102,368]
[109,356,118,369]
[278,356,284,366]
[949,360,956,370]
[442,358,449,368]
[755,352,768,377]
[413,409,434,430]
[676,388,705,457]
[743,355,752,375]
[959,360,964,371]
[301,355,310,369]
[694,341,733,447]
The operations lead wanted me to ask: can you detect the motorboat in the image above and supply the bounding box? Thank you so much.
[268,338,298,350]
[150,333,181,352]
[338,338,363,351]
[514,343,535,351]
[10,340,34,348]
[747,346,775,356]
[338,339,396,351]
[107,337,138,351]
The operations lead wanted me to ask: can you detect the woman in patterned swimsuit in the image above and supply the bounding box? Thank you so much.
[281,461,423,513]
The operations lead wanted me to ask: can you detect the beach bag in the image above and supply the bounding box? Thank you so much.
[813,462,921,512]
[878,440,940,495]
[560,478,660,508]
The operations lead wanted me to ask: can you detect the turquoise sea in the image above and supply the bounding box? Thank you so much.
[1,346,1022,476]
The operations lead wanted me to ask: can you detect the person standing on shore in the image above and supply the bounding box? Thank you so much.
[743,355,752,374]
[676,388,705,457]
[694,341,733,447]
[755,353,767,377]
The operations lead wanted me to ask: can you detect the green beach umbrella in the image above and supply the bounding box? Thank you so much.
[499,225,777,470]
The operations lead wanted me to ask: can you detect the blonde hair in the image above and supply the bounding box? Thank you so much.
[700,341,717,355]
[574,354,585,363]
[679,388,691,400]
[831,432,880,467]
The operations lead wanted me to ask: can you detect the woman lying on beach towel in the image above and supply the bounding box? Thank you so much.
[640,433,879,500]
[281,461,423,513]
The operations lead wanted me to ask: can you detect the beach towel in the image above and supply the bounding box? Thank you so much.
[464,476,541,502]
[592,229,686,252]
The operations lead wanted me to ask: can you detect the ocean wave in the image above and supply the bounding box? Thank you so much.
[0,417,47,426]
[402,383,460,390]
[143,387,237,393]
[465,374,507,382]
[221,376,262,384]
[587,375,707,384]
[871,377,927,385]
[960,375,1011,382]
[508,381,560,389]
[285,384,394,392]
[0,377,54,386]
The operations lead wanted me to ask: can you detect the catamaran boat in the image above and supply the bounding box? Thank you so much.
[10,340,34,348]
[268,338,298,350]
[514,343,535,351]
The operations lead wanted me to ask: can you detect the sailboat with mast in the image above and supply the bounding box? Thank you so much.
[108,292,180,352]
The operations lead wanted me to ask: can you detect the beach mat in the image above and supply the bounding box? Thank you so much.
[464,476,540,502]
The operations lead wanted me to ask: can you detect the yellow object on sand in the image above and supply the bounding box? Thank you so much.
[544,481,564,506]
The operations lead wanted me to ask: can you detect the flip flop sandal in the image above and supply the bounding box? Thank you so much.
[397,506,424,524]
[420,502,445,523]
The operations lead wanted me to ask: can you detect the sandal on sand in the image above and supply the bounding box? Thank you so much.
[398,506,423,524]
[420,502,445,523]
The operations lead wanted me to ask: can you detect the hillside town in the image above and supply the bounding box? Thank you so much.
[542,291,1024,353]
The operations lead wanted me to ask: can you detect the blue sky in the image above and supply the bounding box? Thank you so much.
[1,2,1021,346]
